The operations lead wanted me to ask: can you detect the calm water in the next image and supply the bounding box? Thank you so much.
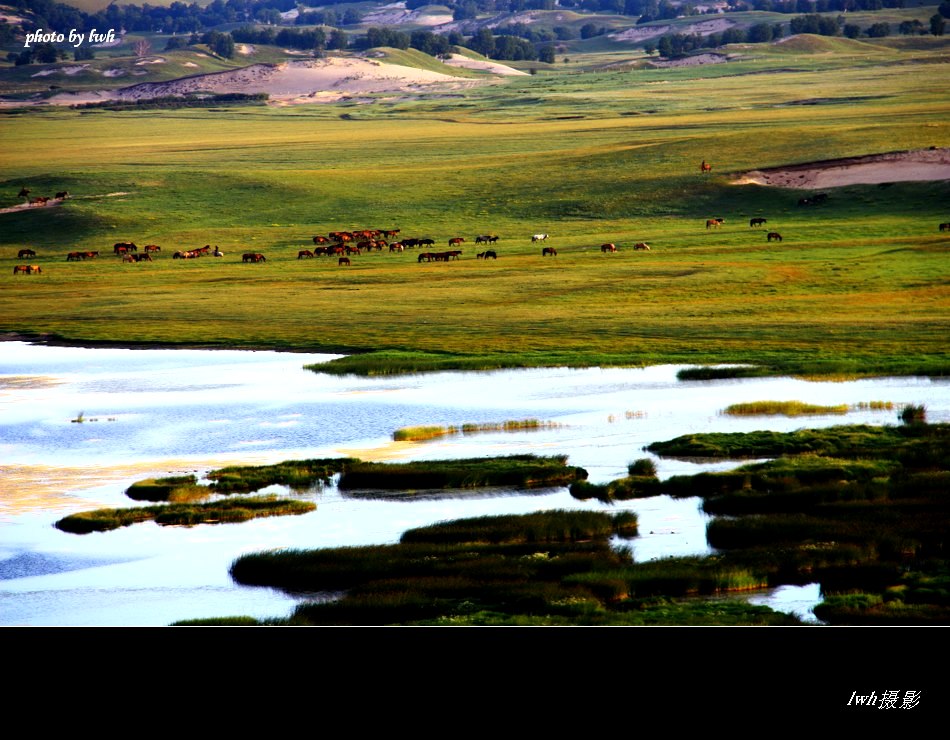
[2,341,947,626]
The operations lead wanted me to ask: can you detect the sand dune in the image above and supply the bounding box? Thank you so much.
[735,149,950,189]
[41,57,485,106]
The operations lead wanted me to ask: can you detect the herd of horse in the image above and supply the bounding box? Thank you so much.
[18,188,69,207]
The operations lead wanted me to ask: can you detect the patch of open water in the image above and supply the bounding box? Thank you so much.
[2,341,948,626]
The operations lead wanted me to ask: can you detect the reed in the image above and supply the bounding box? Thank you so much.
[722,401,850,417]
[392,419,560,442]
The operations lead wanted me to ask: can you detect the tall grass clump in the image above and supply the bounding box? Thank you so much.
[393,419,560,441]
[206,458,354,493]
[722,401,849,417]
[125,474,200,502]
[899,404,926,425]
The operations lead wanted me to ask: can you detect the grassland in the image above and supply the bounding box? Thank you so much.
[0,35,948,378]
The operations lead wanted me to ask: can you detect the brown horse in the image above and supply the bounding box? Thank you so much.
[448,237,465,247]
[13,264,30,274]
[28,264,41,274]
[30,196,51,206]
[940,223,950,232]
[600,243,617,253]
[542,247,557,257]
[706,218,724,229]
[767,232,783,242]
[144,244,161,253]
[633,242,651,251]
[66,252,83,261]
[338,257,351,266]
[114,242,137,254]
[298,250,314,259]
[700,160,712,174]
[749,218,767,227]
[242,252,266,263]
[18,249,36,258]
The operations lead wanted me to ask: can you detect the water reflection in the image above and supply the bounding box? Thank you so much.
[2,341,948,626]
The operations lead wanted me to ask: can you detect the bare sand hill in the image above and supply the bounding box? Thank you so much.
[43,57,485,107]
[440,53,529,76]
[734,149,950,189]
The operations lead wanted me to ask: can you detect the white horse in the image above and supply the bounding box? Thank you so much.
[531,233,549,242]
[213,247,224,257]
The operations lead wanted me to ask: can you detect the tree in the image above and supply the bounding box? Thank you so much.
[932,13,946,36]
[865,21,890,37]
[328,28,347,50]
[538,44,555,63]
[133,38,152,57]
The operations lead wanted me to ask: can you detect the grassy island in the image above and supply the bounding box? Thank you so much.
[336,454,588,492]
[55,495,315,534]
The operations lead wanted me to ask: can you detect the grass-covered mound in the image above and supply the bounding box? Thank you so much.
[722,401,850,417]
[645,423,944,459]
[55,495,315,534]
[337,454,588,491]
[570,458,662,502]
[206,458,355,493]
[125,474,201,502]
[227,509,798,625]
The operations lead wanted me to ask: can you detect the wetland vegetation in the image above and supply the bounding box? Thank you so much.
[210,421,949,625]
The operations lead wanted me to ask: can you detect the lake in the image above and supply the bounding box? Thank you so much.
[2,341,947,626]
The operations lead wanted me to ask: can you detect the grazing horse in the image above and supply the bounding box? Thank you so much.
[133,253,152,262]
[28,264,41,274]
[749,218,767,227]
[13,265,30,274]
[940,223,950,232]
[67,252,83,261]
[55,191,69,200]
[83,251,99,259]
[418,252,434,263]
[483,250,497,259]
[30,196,51,206]
[389,242,404,252]
[213,248,224,257]
[542,247,557,257]
[600,243,617,253]
[448,237,465,247]
[338,257,351,266]
[706,218,724,229]
[532,233,549,242]
[700,160,712,174]
[767,232,783,242]
[242,252,266,263]
[313,235,329,244]
[298,250,314,259]
[114,242,137,254]
[18,249,36,258]
[144,244,161,253]
[633,242,651,251]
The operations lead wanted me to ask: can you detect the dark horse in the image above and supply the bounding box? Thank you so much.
[767,232,783,242]
[700,160,712,174]
[542,247,557,257]
[750,218,767,227]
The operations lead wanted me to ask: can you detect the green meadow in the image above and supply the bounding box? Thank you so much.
[1,35,948,376]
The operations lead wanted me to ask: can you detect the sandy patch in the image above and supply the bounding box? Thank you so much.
[44,57,483,107]
[237,44,255,55]
[182,62,199,68]
[102,68,125,77]
[135,57,166,65]
[440,53,529,76]
[31,65,90,78]
[735,148,950,190]
[649,52,730,68]
[610,18,733,43]
[360,3,453,27]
